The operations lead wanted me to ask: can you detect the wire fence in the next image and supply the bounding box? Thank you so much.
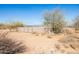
[17,26,46,33]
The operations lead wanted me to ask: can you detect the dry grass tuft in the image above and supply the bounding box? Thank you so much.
[69,44,75,50]
[55,44,60,50]
[0,31,26,54]
[32,32,37,34]
[58,35,79,53]
[35,33,39,36]
[41,32,46,36]
[47,35,52,38]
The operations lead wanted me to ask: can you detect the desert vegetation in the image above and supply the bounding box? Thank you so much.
[43,9,65,34]
[57,35,79,54]
[73,16,79,33]
[0,30,26,54]
[0,8,79,54]
[0,21,24,31]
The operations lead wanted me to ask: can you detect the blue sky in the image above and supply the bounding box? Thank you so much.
[0,4,79,25]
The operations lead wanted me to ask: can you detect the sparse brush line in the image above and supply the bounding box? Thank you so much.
[69,44,76,50]
[72,35,79,39]
[0,31,10,39]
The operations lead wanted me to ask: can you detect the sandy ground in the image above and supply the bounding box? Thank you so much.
[0,29,79,54]
[5,31,67,54]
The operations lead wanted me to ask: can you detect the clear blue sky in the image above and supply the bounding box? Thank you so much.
[0,4,79,25]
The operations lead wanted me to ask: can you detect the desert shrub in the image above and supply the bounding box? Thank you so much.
[32,32,37,34]
[73,16,79,32]
[0,23,7,29]
[7,21,24,31]
[0,32,26,54]
[43,9,65,34]
[41,33,46,36]
[35,33,39,36]
[0,31,9,38]
[47,35,52,38]
[0,38,26,54]
[69,44,75,50]
[55,44,60,50]
[12,21,24,27]
[60,49,65,53]
[58,35,79,53]
[58,36,75,43]
[63,28,75,35]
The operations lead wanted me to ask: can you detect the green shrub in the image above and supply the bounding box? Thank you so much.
[12,21,24,27]
[43,9,65,34]
[7,21,24,31]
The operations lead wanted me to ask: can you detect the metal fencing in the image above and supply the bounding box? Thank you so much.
[17,26,46,33]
